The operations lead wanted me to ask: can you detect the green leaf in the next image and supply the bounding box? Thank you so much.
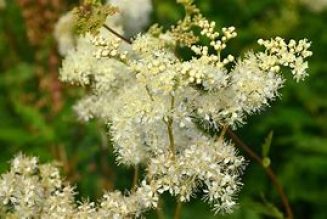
[262,131,274,158]
[11,99,54,142]
[0,63,34,86]
[247,199,285,219]
[0,128,35,144]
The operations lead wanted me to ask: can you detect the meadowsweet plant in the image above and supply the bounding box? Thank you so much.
[0,0,312,218]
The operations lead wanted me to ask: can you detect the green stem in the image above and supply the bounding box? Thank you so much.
[217,125,228,141]
[156,198,165,219]
[145,85,155,101]
[132,165,139,191]
[166,95,176,160]
[98,124,114,190]
[173,199,183,219]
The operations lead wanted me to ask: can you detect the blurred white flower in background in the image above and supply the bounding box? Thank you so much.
[0,0,6,9]
[54,12,75,56]
[300,0,327,12]
[107,0,153,37]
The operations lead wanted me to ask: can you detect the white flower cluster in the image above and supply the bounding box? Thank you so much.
[188,35,312,126]
[257,38,312,82]
[0,154,158,218]
[57,0,312,217]
[0,154,74,218]
[54,0,153,56]
[148,139,245,213]
[99,181,158,218]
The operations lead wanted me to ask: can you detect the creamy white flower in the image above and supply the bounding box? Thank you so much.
[60,33,131,87]
[100,181,158,218]
[148,139,245,212]
[60,39,96,85]
[74,202,97,218]
[257,37,312,82]
[230,53,284,113]
[0,154,159,218]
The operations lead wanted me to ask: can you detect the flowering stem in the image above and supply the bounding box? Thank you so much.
[103,24,132,44]
[226,128,293,219]
[217,125,228,141]
[166,95,176,160]
[156,198,165,219]
[99,124,114,190]
[173,199,183,219]
[167,120,176,159]
[132,165,139,191]
[145,85,155,101]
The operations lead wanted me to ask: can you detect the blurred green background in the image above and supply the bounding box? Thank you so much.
[0,0,326,218]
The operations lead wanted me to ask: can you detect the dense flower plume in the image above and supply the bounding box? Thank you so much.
[0,0,312,218]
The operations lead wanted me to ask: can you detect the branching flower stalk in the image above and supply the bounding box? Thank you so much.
[94,23,299,219]
[0,0,312,218]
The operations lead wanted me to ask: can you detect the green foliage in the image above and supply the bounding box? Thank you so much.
[246,200,284,219]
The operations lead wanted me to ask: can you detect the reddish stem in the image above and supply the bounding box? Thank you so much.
[226,128,293,219]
